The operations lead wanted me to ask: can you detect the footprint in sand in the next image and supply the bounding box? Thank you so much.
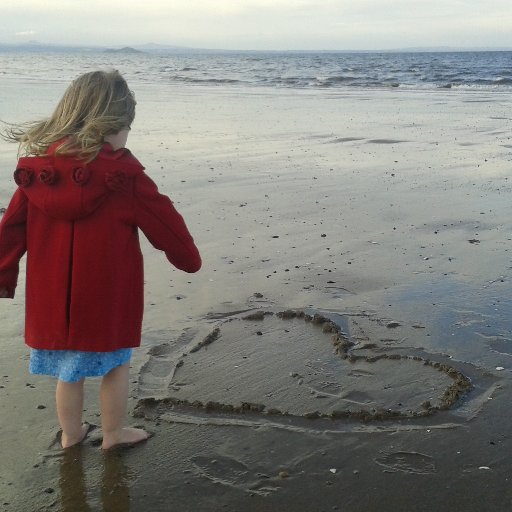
[138,330,198,399]
[191,454,280,496]
[138,343,178,399]
[374,451,437,475]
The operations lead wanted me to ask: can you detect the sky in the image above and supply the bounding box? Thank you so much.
[1,0,512,51]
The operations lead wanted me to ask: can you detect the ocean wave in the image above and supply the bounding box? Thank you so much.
[169,75,245,85]
[3,50,512,92]
[494,77,512,85]
[314,75,358,86]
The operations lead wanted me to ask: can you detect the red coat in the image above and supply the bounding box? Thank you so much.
[0,143,201,351]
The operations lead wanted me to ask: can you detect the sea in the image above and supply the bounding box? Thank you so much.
[0,49,511,91]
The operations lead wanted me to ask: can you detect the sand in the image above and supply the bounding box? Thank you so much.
[1,83,512,511]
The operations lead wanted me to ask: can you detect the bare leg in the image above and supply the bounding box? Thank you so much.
[100,363,148,450]
[56,379,89,448]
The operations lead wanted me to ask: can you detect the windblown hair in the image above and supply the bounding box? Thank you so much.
[3,69,135,162]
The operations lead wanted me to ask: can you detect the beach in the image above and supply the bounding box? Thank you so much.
[1,77,512,511]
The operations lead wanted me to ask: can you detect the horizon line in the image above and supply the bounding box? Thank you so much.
[1,41,512,53]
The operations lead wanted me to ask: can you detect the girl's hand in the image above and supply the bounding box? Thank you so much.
[0,288,9,298]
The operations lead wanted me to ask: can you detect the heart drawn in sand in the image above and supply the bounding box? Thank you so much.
[136,309,472,423]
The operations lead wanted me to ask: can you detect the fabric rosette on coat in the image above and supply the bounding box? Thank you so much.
[39,166,58,185]
[13,167,34,187]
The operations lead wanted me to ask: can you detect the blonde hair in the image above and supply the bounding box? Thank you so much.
[3,70,135,162]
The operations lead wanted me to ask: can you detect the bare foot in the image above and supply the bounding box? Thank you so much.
[61,423,91,449]
[101,427,149,450]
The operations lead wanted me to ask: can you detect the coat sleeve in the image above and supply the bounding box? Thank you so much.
[0,188,28,298]
[133,172,201,273]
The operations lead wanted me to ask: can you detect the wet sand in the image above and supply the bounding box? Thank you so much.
[2,84,512,511]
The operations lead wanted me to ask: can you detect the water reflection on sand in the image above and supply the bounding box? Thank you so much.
[58,445,131,512]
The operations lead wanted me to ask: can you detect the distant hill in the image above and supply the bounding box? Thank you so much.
[104,46,144,54]
[0,41,201,54]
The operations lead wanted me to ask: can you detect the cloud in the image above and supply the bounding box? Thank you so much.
[1,1,512,49]
[15,30,36,37]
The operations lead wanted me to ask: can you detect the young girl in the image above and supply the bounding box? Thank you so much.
[0,70,201,449]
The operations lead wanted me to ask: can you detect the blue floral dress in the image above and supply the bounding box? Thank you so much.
[29,348,132,382]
